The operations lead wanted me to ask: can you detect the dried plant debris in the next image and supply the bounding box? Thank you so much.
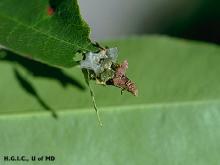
[80,44,138,96]
[80,44,138,126]
[110,60,138,96]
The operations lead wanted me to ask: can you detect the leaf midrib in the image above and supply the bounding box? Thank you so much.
[0,14,91,52]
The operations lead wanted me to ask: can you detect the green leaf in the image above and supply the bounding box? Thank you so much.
[1,36,220,164]
[0,0,97,67]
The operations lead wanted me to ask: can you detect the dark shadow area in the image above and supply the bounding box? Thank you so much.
[162,0,220,44]
[0,50,85,90]
[0,50,87,118]
[13,68,57,118]
[138,0,220,44]
[49,0,62,11]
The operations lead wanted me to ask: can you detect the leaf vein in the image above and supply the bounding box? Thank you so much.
[0,14,91,52]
